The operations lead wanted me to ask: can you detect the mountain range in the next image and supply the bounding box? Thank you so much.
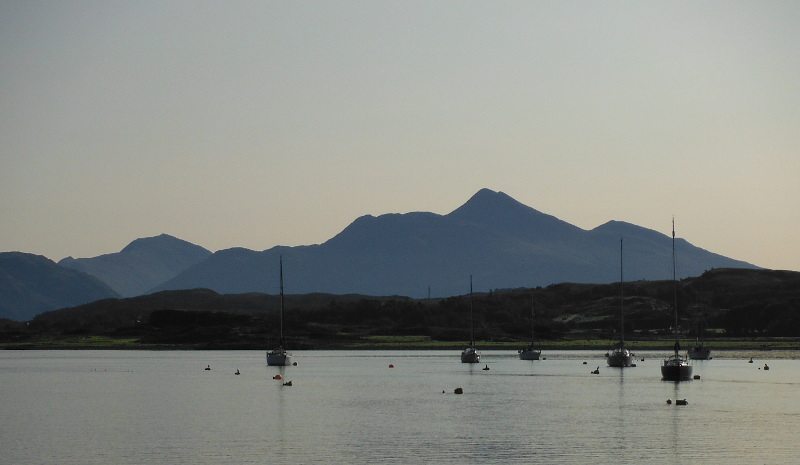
[152,189,757,297]
[1,189,759,321]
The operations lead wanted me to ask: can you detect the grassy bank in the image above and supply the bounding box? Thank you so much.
[4,333,800,351]
[343,336,800,351]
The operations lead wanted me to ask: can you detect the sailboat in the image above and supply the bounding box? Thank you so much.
[460,275,481,363]
[688,309,711,360]
[661,219,693,381]
[688,339,711,360]
[518,294,542,360]
[607,238,634,367]
[267,256,293,366]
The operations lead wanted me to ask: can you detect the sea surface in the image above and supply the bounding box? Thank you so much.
[1,349,799,465]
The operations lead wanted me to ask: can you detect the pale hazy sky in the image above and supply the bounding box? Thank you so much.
[2,1,798,272]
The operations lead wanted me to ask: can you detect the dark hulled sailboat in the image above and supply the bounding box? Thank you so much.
[661,220,692,381]
[607,238,633,367]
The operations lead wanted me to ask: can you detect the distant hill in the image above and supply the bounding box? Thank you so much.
[154,189,759,298]
[59,234,211,297]
[0,252,119,321]
[28,288,391,334]
[18,268,800,348]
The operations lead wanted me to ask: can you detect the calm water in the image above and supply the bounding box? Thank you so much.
[1,350,799,464]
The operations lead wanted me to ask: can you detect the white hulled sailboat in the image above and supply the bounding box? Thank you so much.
[461,276,481,363]
[519,294,542,360]
[267,256,293,366]
[688,309,711,360]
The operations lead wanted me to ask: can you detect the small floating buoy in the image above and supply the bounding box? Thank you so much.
[482,364,490,371]
[666,399,672,404]
[693,374,700,379]
[235,369,240,375]
[748,357,754,363]
[764,364,770,371]
[582,361,588,365]
[293,362,298,366]
[641,358,645,361]
[283,381,292,386]
[676,399,688,406]
[454,387,463,395]
[204,365,211,371]
[273,374,282,380]
[389,364,394,368]
[631,363,637,367]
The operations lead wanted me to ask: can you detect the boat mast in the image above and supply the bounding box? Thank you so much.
[531,293,535,345]
[672,218,679,353]
[279,255,285,348]
[620,237,624,346]
[469,275,474,347]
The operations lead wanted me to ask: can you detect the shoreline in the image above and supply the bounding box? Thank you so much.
[3,337,800,351]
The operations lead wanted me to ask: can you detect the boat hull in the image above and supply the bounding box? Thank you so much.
[266,349,293,366]
[519,348,541,360]
[606,349,633,367]
[688,346,711,360]
[661,362,693,381]
[461,347,480,363]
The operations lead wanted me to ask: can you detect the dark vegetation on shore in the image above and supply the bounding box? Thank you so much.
[1,268,798,350]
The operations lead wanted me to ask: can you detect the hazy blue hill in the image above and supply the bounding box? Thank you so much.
[0,252,120,321]
[59,234,211,297]
[591,220,758,281]
[153,189,760,298]
[152,247,278,294]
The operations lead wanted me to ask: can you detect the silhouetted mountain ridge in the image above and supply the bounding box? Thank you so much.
[1,189,762,321]
[154,189,758,298]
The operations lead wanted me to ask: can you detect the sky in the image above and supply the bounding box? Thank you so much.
[2,1,798,272]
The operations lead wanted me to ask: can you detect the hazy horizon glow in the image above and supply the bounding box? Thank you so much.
[2,1,798,271]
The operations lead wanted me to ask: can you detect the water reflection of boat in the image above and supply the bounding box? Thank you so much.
[461,276,481,363]
[607,238,633,367]
[267,256,293,367]
[519,294,542,360]
[661,219,692,381]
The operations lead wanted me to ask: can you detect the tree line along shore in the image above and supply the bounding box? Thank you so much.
[2,268,798,351]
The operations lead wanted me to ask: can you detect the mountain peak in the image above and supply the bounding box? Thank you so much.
[59,234,212,297]
[446,189,581,241]
[121,234,206,254]
[448,188,537,219]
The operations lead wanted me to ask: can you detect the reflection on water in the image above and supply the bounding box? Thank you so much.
[1,350,799,464]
